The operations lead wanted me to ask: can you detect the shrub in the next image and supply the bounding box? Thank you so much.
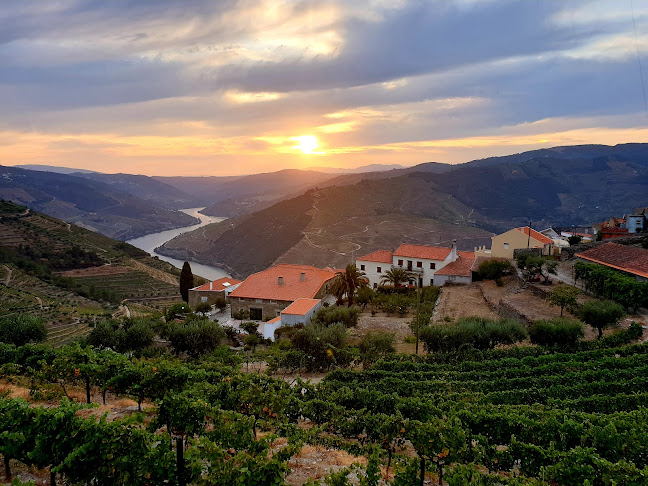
[291,323,351,369]
[599,322,643,347]
[529,318,584,348]
[358,332,396,368]
[355,286,375,309]
[166,302,191,320]
[194,302,212,315]
[165,318,224,358]
[0,315,47,346]
[312,306,361,328]
[419,317,527,353]
[478,259,513,280]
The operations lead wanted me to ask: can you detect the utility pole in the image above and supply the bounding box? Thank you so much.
[415,277,421,355]
[527,221,532,249]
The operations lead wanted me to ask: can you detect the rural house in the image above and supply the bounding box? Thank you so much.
[475,226,557,259]
[188,277,242,308]
[576,242,648,282]
[262,298,322,341]
[229,264,336,321]
[357,241,475,287]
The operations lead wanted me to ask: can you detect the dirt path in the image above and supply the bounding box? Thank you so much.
[433,284,499,323]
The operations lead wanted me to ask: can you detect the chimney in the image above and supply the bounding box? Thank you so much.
[300,272,306,282]
[209,281,213,291]
[451,239,458,261]
[278,276,284,286]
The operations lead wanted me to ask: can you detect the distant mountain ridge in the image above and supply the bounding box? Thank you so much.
[0,165,197,240]
[157,143,648,278]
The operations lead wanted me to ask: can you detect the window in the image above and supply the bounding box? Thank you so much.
[360,264,365,270]
[377,266,382,273]
[416,261,422,268]
[201,296,208,303]
[430,263,436,269]
[398,259,403,266]
[504,243,509,249]
[373,283,377,289]
[255,298,263,303]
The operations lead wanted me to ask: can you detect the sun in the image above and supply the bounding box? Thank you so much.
[291,135,321,154]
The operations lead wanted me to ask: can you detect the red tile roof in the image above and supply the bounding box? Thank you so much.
[357,250,393,264]
[281,298,321,315]
[229,264,337,301]
[394,244,451,261]
[267,316,281,324]
[576,243,648,279]
[515,226,554,245]
[435,254,475,277]
[191,277,242,292]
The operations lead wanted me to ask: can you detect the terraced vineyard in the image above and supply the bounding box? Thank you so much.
[0,201,185,324]
[66,269,180,302]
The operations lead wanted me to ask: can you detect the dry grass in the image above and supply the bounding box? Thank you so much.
[286,445,368,486]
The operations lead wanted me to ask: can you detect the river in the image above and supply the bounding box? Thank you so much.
[126,208,230,281]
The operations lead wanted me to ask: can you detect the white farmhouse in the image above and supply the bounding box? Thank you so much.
[357,241,475,288]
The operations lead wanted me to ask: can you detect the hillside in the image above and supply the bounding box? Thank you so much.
[72,172,206,209]
[0,201,195,344]
[157,144,648,278]
[0,165,197,239]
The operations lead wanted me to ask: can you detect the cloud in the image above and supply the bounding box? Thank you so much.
[0,0,647,175]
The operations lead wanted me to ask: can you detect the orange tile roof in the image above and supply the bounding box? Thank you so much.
[191,277,242,292]
[515,226,554,245]
[357,250,393,264]
[576,243,648,279]
[435,256,474,277]
[281,298,321,315]
[229,264,337,301]
[267,316,281,324]
[393,244,451,261]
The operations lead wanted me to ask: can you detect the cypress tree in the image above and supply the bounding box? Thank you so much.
[179,261,194,302]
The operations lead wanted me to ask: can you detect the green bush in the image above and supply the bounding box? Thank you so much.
[358,331,396,368]
[165,318,224,358]
[166,302,192,320]
[599,322,644,348]
[529,318,584,348]
[312,306,360,328]
[290,323,351,370]
[419,317,527,353]
[478,259,513,280]
[0,315,47,346]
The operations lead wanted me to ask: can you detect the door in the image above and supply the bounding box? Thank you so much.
[249,308,262,321]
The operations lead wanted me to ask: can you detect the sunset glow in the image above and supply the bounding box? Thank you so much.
[291,136,321,155]
[0,2,646,175]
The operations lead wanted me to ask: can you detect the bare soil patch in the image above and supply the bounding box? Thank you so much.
[434,284,498,323]
[352,312,413,343]
[285,443,368,486]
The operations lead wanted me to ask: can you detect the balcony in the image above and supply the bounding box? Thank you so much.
[392,264,424,274]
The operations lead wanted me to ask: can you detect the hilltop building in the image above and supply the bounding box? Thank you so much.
[188,277,242,308]
[356,241,475,287]
[475,226,557,259]
[229,264,336,321]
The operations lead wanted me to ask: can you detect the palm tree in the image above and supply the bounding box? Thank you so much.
[380,267,414,288]
[332,264,368,307]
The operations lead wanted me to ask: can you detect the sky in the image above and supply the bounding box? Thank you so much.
[1,0,647,176]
